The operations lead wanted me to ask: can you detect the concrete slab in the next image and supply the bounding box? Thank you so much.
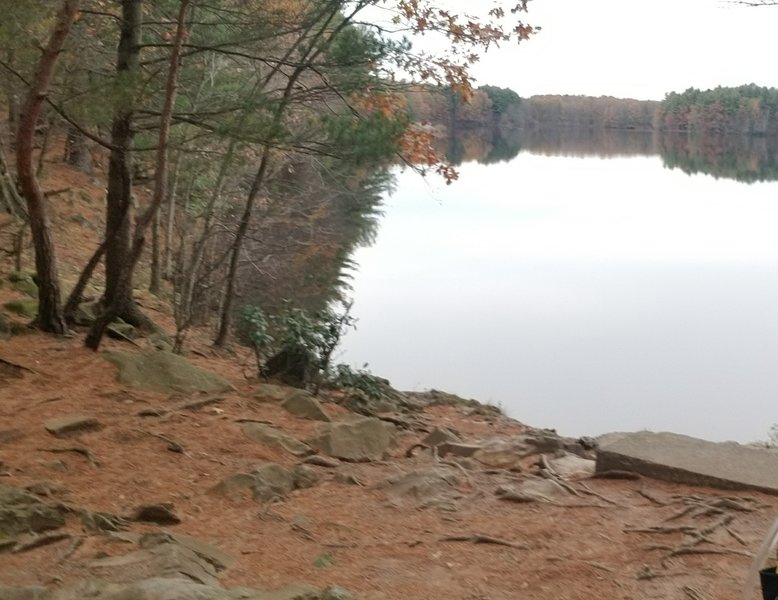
[596,431,778,495]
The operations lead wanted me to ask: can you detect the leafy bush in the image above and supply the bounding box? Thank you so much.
[241,300,356,389]
[330,363,389,401]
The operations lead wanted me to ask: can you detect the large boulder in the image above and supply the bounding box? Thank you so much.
[103,351,235,394]
[309,417,395,462]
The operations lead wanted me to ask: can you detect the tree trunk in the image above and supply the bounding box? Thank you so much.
[149,207,161,294]
[100,0,146,329]
[64,126,93,174]
[88,0,190,349]
[15,0,81,335]
[214,148,270,347]
[163,153,181,280]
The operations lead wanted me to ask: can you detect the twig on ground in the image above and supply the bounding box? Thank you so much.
[440,533,528,550]
[135,428,185,453]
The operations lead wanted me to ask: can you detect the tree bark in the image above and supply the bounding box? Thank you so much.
[15,0,81,335]
[64,126,93,174]
[100,0,145,329]
[88,0,190,349]
[213,147,269,347]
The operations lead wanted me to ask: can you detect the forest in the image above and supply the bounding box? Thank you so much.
[0,0,535,357]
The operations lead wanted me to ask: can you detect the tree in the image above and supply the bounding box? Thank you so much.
[15,0,82,334]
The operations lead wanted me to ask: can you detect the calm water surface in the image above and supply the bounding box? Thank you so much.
[341,146,778,443]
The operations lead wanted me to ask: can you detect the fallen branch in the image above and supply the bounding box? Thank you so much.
[577,482,621,506]
[637,489,668,506]
[136,428,185,453]
[13,532,71,554]
[440,533,528,550]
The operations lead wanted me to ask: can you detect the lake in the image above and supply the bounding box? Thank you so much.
[341,132,778,443]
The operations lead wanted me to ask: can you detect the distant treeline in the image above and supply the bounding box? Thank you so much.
[657,84,778,135]
[404,85,658,133]
[406,83,778,137]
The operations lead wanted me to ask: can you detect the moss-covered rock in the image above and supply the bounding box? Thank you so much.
[102,350,235,394]
[3,299,38,319]
[7,271,38,298]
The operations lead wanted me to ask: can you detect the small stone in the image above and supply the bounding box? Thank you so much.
[44,415,100,438]
[292,465,320,490]
[130,503,181,525]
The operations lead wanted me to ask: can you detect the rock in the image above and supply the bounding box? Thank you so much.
[24,481,68,498]
[241,423,314,457]
[548,453,596,480]
[254,383,299,402]
[106,320,138,341]
[0,585,50,600]
[103,351,235,394]
[596,430,778,495]
[71,302,97,326]
[148,332,173,352]
[8,271,38,298]
[300,455,341,468]
[44,415,100,437]
[333,472,364,486]
[321,587,358,600]
[380,467,460,507]
[0,483,66,536]
[496,478,570,503]
[0,579,323,600]
[438,442,482,459]
[139,531,234,571]
[422,426,461,447]
[89,542,219,586]
[309,417,396,462]
[281,392,331,422]
[210,462,316,503]
[255,583,320,600]
[130,503,181,525]
[292,465,320,489]
[3,299,38,319]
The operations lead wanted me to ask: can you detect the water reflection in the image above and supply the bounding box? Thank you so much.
[444,126,778,184]
[342,136,778,443]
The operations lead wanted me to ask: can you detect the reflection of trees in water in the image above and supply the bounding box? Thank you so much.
[445,125,778,183]
[236,157,389,317]
[659,133,778,184]
[445,127,657,165]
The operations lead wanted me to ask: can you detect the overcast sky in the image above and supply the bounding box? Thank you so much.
[412,0,778,101]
